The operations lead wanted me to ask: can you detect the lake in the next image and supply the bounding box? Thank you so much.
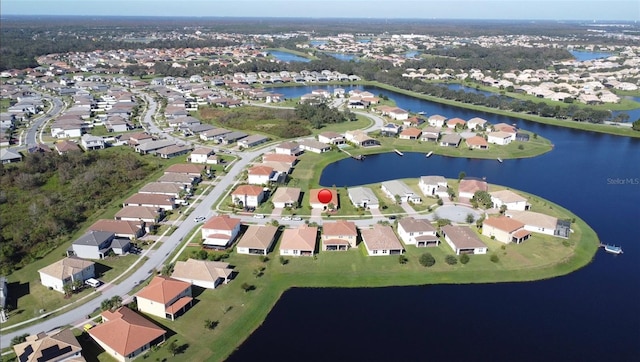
[229,87,640,362]
[569,50,614,61]
[269,50,311,63]
[325,52,359,61]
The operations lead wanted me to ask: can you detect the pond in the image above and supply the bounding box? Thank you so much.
[569,49,614,61]
[269,50,311,63]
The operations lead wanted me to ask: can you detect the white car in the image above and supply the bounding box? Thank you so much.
[85,278,101,288]
[292,217,302,221]
[281,216,292,221]
[194,216,206,223]
[254,214,265,219]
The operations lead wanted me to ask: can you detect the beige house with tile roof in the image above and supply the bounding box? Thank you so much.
[136,276,192,320]
[38,257,95,293]
[201,215,242,247]
[360,224,405,256]
[236,224,278,255]
[280,225,318,256]
[322,220,358,250]
[271,187,301,208]
[171,259,234,289]
[397,217,439,247]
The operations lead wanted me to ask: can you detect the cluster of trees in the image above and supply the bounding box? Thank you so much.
[294,102,356,128]
[0,151,155,274]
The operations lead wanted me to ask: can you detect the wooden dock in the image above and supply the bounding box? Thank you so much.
[341,148,365,160]
[394,149,404,156]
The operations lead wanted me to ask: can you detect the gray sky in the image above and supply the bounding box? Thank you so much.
[1,0,639,21]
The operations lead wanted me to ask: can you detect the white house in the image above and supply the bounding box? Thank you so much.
[135,276,192,320]
[487,131,514,145]
[360,224,405,256]
[271,187,301,208]
[201,215,242,247]
[381,180,421,203]
[347,186,379,209]
[418,176,448,197]
[441,225,488,255]
[275,142,302,156]
[80,134,105,150]
[231,184,266,208]
[428,114,447,128]
[280,225,318,257]
[397,217,439,247]
[171,259,234,289]
[490,189,531,211]
[247,165,276,185]
[38,257,95,293]
[188,147,215,164]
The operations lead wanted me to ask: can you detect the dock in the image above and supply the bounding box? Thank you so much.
[600,243,623,254]
[340,148,365,161]
[425,151,433,158]
[497,157,503,163]
[394,149,404,156]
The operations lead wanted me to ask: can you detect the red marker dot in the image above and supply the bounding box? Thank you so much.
[318,189,333,204]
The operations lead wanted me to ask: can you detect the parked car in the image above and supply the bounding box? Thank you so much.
[254,214,265,219]
[281,216,292,221]
[292,217,302,221]
[194,216,206,222]
[85,278,102,288]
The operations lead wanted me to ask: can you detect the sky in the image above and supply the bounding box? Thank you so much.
[1,0,639,21]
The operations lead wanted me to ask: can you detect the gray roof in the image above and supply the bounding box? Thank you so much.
[420,176,447,186]
[1,148,22,161]
[73,230,114,246]
[111,238,131,249]
[381,180,414,196]
[188,124,215,133]
[222,131,248,141]
[136,140,176,152]
[348,186,379,204]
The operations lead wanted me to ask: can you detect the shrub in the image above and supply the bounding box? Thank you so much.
[398,254,408,264]
[445,255,458,265]
[459,254,470,264]
[490,254,500,263]
[419,252,436,267]
[279,256,289,265]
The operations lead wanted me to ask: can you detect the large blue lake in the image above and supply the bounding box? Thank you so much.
[230,87,640,361]
[569,50,614,61]
[269,50,311,63]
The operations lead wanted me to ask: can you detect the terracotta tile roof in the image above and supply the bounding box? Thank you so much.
[400,127,422,137]
[483,216,525,233]
[361,224,404,251]
[280,225,318,251]
[165,296,193,315]
[202,215,241,231]
[447,117,466,126]
[262,153,297,165]
[89,307,165,357]
[248,165,274,176]
[322,220,357,237]
[232,184,264,196]
[135,276,191,304]
[459,178,488,194]
[309,188,338,205]
[236,225,278,250]
[466,136,488,147]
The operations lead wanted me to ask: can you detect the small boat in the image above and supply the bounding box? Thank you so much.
[425,151,433,158]
[417,111,426,115]
[603,244,623,254]
[394,149,404,156]
[497,157,503,163]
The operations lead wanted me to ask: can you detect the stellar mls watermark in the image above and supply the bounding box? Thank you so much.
[607,177,639,185]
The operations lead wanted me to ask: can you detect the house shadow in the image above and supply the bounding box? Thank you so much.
[190,285,207,299]
[8,281,30,310]
[93,263,112,279]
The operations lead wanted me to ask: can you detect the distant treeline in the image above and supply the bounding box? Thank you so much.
[0,151,156,274]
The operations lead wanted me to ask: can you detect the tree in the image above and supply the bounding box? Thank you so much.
[240,282,253,292]
[204,319,218,330]
[633,119,640,131]
[398,254,408,264]
[394,195,401,204]
[279,256,289,265]
[161,262,174,276]
[419,252,436,267]
[63,283,73,298]
[458,171,466,181]
[445,255,458,265]
[471,190,493,209]
[465,213,475,224]
[490,254,500,263]
[460,254,470,264]
[167,340,179,356]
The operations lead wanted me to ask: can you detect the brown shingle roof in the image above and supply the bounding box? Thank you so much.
[361,224,403,251]
[398,217,437,233]
[88,219,142,235]
[459,178,488,195]
[442,225,487,249]
[89,307,165,357]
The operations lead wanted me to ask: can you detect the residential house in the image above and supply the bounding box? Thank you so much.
[88,219,145,240]
[403,116,425,127]
[106,115,130,132]
[126,132,153,147]
[344,130,380,147]
[466,135,489,149]
[347,186,379,209]
[38,257,95,293]
[54,140,81,155]
[238,134,269,148]
[156,144,192,159]
[135,140,176,155]
[275,142,302,156]
[388,107,409,121]
[89,307,166,362]
[322,220,358,250]
[399,127,422,140]
[164,163,205,177]
[360,224,405,256]
[279,225,318,257]
[441,225,488,255]
[236,224,278,255]
[248,165,276,185]
[381,123,402,136]
[447,117,466,129]
[418,176,448,197]
[123,193,176,210]
[0,276,6,311]
[262,153,298,166]
[140,181,186,197]
[171,259,234,289]
[439,133,461,147]
[271,187,301,208]
[467,117,488,130]
[13,329,83,362]
[420,126,440,142]
[219,131,247,145]
[381,180,421,203]
[115,206,164,224]
[68,231,116,259]
[459,178,489,199]
[482,216,531,244]
[397,217,439,247]
[200,128,230,142]
[156,173,197,187]
[231,184,265,208]
[309,188,338,210]
[505,210,570,238]
[299,139,331,154]
[80,134,105,150]
[490,189,531,211]
[487,131,514,145]
[0,149,22,164]
[188,147,215,164]
[318,131,345,145]
[201,215,242,248]
[428,114,447,128]
[136,276,192,320]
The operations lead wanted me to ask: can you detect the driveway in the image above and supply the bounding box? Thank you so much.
[400,202,417,215]
[271,207,284,218]
[428,204,482,223]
